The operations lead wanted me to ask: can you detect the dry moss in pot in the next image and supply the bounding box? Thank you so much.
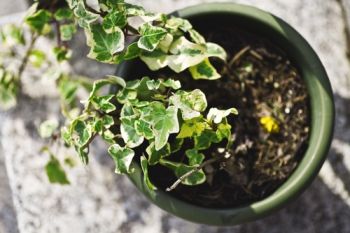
[115,3,334,225]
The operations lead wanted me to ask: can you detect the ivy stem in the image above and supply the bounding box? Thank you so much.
[166,157,222,192]
[17,33,39,86]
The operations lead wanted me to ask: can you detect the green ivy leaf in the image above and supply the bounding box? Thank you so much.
[45,156,70,185]
[88,24,125,62]
[58,76,78,106]
[146,142,171,165]
[103,10,127,33]
[54,8,74,21]
[138,23,167,52]
[186,149,205,166]
[169,89,207,120]
[194,130,220,150]
[25,9,52,33]
[60,24,77,41]
[170,138,184,153]
[207,107,238,124]
[39,119,59,138]
[121,42,141,61]
[73,1,99,29]
[108,144,135,174]
[140,156,157,190]
[189,58,220,80]
[53,47,72,62]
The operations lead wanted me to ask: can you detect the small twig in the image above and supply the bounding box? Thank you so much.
[249,50,263,60]
[17,33,39,85]
[228,46,250,67]
[166,157,221,192]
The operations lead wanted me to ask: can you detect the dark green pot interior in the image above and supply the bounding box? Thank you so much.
[115,3,334,225]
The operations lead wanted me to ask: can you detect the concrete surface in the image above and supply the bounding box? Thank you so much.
[1,0,350,232]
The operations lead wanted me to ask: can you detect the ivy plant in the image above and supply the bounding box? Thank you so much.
[0,0,239,191]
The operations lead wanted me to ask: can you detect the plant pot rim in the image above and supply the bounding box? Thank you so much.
[116,2,335,226]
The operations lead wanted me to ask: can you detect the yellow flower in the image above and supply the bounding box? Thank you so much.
[259,116,280,133]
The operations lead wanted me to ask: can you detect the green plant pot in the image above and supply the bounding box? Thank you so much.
[115,3,334,226]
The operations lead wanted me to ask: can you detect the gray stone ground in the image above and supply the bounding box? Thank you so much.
[2,0,350,232]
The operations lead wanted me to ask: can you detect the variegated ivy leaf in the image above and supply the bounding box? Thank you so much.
[207,107,238,124]
[29,49,46,68]
[120,118,144,148]
[120,104,144,147]
[140,49,168,71]
[158,33,174,53]
[135,119,153,140]
[165,17,192,32]
[140,13,166,23]
[73,1,99,29]
[125,3,145,16]
[146,142,171,165]
[103,10,127,33]
[90,94,116,113]
[108,144,135,174]
[206,42,227,61]
[141,102,179,150]
[168,36,207,73]
[60,24,77,41]
[0,69,18,110]
[153,105,179,150]
[39,119,59,138]
[188,29,205,44]
[185,149,205,166]
[189,58,220,80]
[138,23,167,52]
[87,24,125,62]
[53,47,72,62]
[216,122,232,142]
[162,79,181,90]
[177,117,207,139]
[169,89,207,120]
[66,0,79,9]
[140,156,157,190]
[71,119,93,147]
[100,0,125,10]
[90,75,126,99]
